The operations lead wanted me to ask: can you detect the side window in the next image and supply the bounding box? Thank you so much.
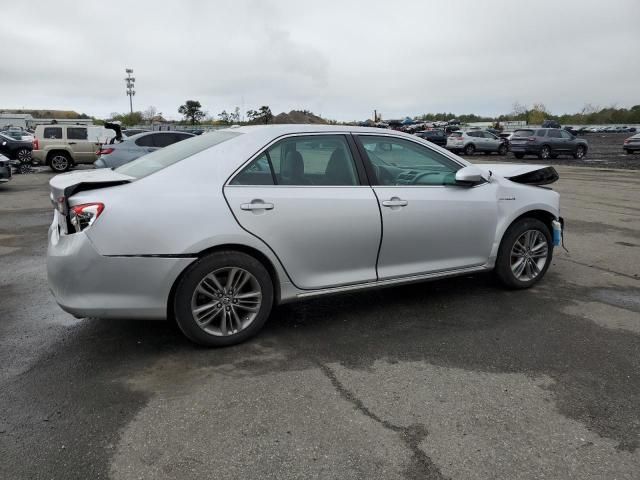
[548,130,561,138]
[135,134,155,147]
[358,136,460,186]
[67,127,87,140]
[231,135,358,186]
[483,132,496,139]
[230,154,274,185]
[175,133,193,141]
[536,130,547,137]
[43,127,62,139]
[560,130,572,139]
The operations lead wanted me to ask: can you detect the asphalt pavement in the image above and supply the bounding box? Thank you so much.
[0,164,639,479]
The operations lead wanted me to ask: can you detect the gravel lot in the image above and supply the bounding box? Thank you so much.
[0,163,639,479]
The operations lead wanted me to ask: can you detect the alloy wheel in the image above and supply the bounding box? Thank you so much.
[540,146,550,159]
[51,155,69,171]
[190,267,262,336]
[17,149,31,163]
[575,146,585,159]
[510,230,549,282]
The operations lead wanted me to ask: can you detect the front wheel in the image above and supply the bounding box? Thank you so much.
[173,251,274,347]
[498,144,507,155]
[464,144,476,156]
[537,145,551,160]
[49,153,71,172]
[16,148,32,163]
[495,218,553,289]
[573,145,586,159]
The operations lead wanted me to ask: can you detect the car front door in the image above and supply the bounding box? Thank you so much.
[224,134,381,290]
[66,127,96,163]
[354,134,499,279]
[483,132,501,152]
[559,129,574,152]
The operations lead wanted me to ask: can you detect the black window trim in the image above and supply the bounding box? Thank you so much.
[226,132,367,188]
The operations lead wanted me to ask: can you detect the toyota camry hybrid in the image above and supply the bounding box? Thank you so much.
[47,125,563,347]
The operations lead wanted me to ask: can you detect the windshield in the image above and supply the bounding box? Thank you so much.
[116,130,243,179]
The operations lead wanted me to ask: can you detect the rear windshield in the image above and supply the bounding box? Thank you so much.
[449,132,463,137]
[116,130,242,179]
[513,129,534,137]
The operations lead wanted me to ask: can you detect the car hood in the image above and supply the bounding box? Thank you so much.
[49,169,134,212]
[476,164,559,185]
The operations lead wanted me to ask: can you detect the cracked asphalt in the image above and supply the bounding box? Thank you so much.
[0,164,639,479]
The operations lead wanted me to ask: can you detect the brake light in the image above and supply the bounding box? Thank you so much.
[69,203,104,233]
[624,139,630,144]
[96,147,114,156]
[33,138,39,150]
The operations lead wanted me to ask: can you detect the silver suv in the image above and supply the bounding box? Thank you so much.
[32,124,118,172]
[446,130,507,156]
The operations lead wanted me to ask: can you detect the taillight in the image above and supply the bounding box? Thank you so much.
[69,203,104,233]
[96,147,114,156]
[33,138,39,150]
[624,139,630,144]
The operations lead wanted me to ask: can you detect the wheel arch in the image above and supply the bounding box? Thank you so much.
[167,243,283,322]
[45,149,72,165]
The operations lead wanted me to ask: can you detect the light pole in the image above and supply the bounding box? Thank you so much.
[125,68,135,114]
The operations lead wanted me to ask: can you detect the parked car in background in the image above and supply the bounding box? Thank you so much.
[563,126,579,136]
[0,153,12,183]
[47,125,562,347]
[32,124,119,172]
[509,128,588,159]
[1,129,34,142]
[415,129,447,147]
[94,131,195,169]
[446,130,507,156]
[623,133,640,154]
[541,120,561,129]
[0,132,33,163]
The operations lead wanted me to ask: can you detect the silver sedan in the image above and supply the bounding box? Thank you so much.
[48,125,563,346]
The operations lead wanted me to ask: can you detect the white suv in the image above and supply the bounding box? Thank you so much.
[446,130,507,156]
[32,124,117,172]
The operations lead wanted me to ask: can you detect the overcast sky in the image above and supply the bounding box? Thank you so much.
[1,0,638,121]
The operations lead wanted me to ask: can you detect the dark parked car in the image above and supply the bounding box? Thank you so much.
[0,132,33,163]
[94,131,195,169]
[509,128,588,160]
[415,129,447,147]
[623,133,640,154]
[0,153,12,183]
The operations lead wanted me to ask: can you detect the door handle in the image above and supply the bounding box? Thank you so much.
[382,197,408,207]
[241,201,274,211]
[68,142,77,145]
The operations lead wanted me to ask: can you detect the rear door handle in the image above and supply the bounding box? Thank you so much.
[241,201,274,211]
[382,197,408,207]
[68,142,76,145]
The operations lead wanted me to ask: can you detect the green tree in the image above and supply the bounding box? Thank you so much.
[247,106,273,124]
[178,100,206,125]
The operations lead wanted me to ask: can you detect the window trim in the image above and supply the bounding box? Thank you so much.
[225,132,368,188]
[352,133,468,188]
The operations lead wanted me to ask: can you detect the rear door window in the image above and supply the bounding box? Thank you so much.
[513,130,534,137]
[67,127,88,140]
[43,127,63,139]
[548,130,561,138]
[536,130,547,137]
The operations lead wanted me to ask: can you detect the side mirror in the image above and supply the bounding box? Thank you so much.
[455,166,488,186]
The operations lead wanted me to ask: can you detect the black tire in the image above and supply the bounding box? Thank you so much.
[48,152,71,172]
[16,148,32,164]
[484,151,491,155]
[464,144,476,156]
[495,218,553,289]
[498,144,507,156]
[537,145,551,160]
[550,154,559,159]
[624,149,631,155]
[173,251,274,347]
[572,145,586,159]
[514,153,525,159]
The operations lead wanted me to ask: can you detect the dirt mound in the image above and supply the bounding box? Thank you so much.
[272,110,327,124]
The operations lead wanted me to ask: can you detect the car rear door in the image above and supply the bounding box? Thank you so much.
[224,133,381,290]
[354,134,498,279]
[66,127,96,163]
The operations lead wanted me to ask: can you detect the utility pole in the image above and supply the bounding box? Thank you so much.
[125,68,136,114]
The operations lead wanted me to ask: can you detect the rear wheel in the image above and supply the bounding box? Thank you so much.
[514,153,525,159]
[48,152,71,172]
[464,144,476,156]
[624,149,632,155]
[173,251,274,347]
[573,145,586,159]
[16,148,31,163]
[495,218,553,289]
[537,145,551,160]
